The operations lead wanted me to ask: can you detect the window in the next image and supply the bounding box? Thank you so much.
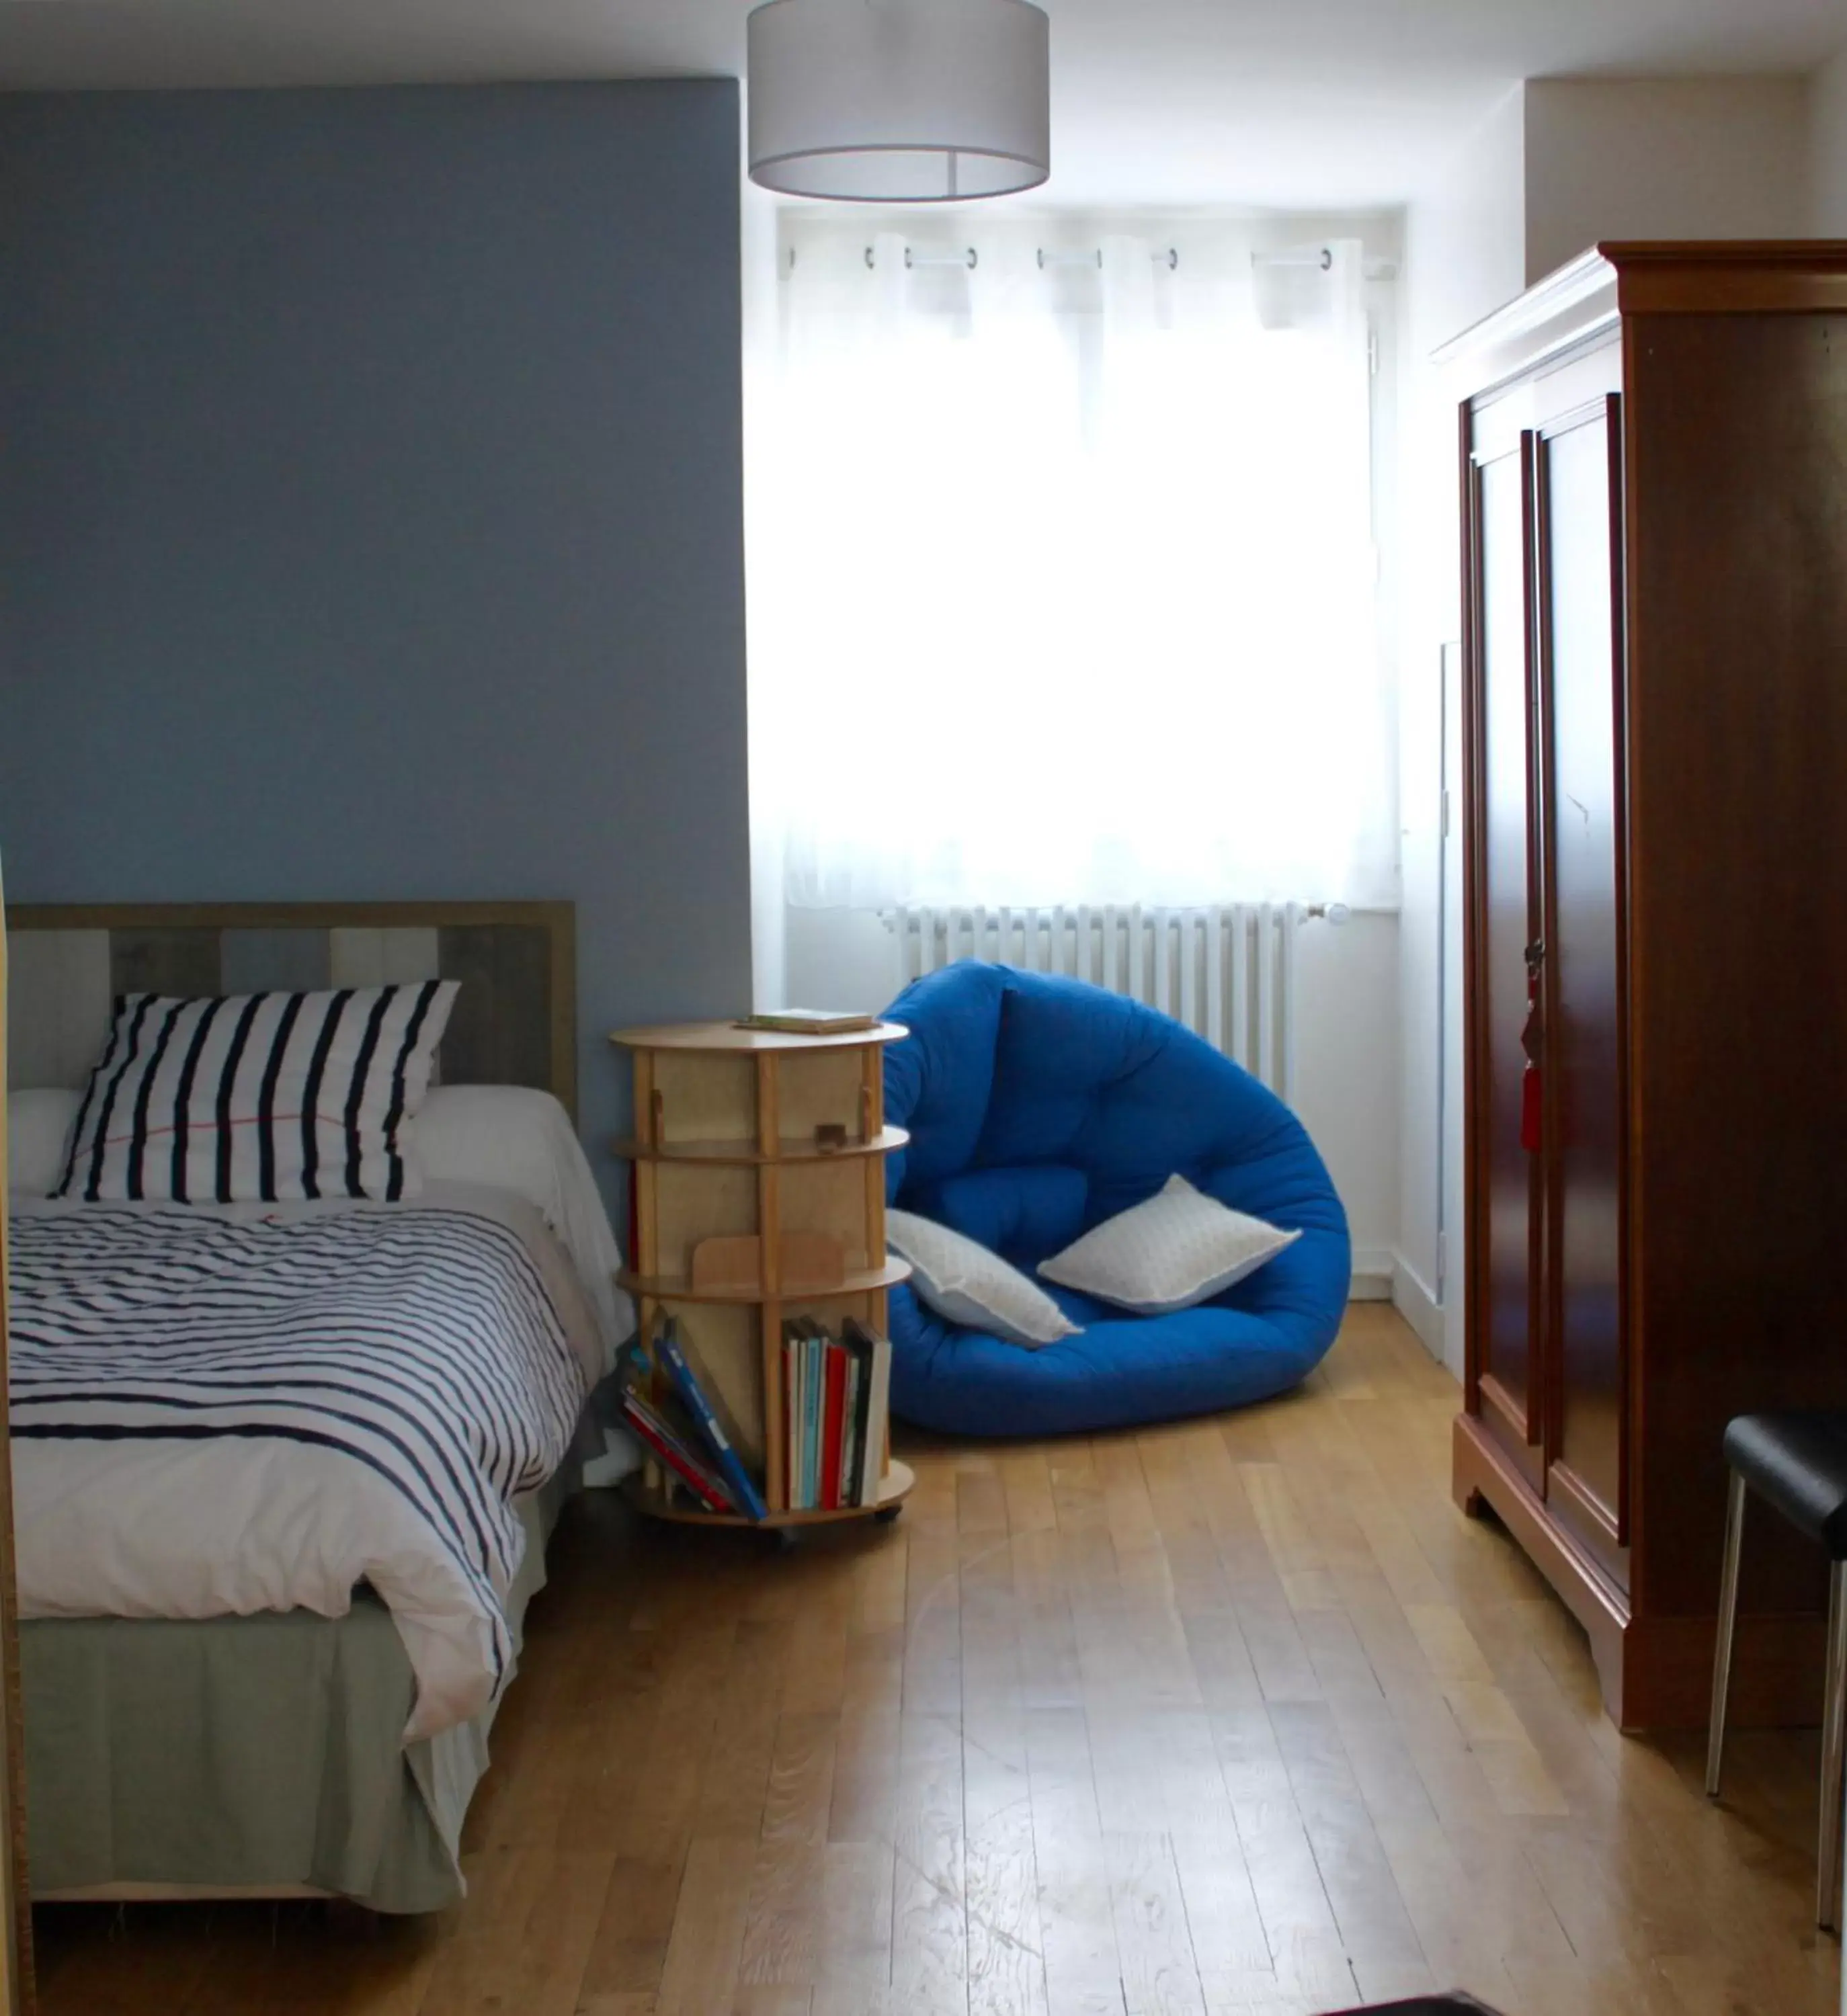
[753,220,1393,912]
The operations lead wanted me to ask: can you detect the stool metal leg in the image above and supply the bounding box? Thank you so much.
[1819,1560,1847,1933]
[1706,1470,1747,1798]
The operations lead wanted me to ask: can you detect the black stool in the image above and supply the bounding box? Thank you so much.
[1705,1409,1847,1931]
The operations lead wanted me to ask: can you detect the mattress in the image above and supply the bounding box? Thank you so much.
[7,1093,636,1911]
[24,1464,571,1914]
[9,1183,606,1741]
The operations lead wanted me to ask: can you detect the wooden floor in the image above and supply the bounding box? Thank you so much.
[34,1306,1842,2015]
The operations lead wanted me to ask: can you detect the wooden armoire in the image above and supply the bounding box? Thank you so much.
[1449,243,1847,1731]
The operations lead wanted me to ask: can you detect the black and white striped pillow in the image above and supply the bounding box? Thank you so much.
[55,982,460,1204]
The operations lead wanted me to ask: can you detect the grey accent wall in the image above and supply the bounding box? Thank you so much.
[0,83,752,1200]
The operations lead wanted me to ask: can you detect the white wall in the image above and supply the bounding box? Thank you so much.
[1523,78,1809,283]
[1812,46,1847,233]
[1393,89,1526,1369]
[1291,912,1400,1288]
[1401,89,1528,361]
[781,904,1403,1289]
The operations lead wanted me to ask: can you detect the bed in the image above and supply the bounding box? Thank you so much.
[3,902,634,1912]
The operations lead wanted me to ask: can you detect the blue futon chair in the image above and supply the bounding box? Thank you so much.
[882,962,1351,1437]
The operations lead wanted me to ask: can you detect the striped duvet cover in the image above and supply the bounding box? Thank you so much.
[6,1195,594,1740]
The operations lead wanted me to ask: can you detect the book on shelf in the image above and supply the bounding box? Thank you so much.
[619,1384,737,1515]
[779,1316,893,1512]
[804,1326,824,1510]
[733,1009,879,1036]
[654,1316,769,1522]
[783,1327,802,1511]
[837,1349,864,1510]
[821,1339,848,1513]
[780,1316,825,1512]
[843,1317,893,1509]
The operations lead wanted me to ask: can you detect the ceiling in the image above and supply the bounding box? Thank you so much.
[0,0,1840,208]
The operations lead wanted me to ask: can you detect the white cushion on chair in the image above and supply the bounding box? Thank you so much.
[1037,1173,1299,1314]
[886,1209,1080,1349]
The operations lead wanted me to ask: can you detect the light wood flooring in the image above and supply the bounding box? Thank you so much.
[34,1306,1842,2015]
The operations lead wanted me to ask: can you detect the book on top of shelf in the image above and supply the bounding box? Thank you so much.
[734,1010,878,1036]
[655,1316,769,1522]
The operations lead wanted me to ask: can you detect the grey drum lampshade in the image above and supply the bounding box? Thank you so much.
[747,0,1051,202]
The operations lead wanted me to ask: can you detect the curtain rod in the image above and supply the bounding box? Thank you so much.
[1038,247,1179,271]
[1252,247,1399,281]
[785,243,1395,280]
[840,245,1182,274]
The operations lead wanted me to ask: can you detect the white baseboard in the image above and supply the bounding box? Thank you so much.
[1349,1245,1393,1303]
[1389,1251,1446,1360]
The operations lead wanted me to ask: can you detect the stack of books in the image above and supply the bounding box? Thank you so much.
[780,1316,893,1513]
[616,1317,769,1521]
[616,1313,893,1519]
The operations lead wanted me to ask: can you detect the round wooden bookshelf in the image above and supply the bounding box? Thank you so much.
[610,1017,912,1531]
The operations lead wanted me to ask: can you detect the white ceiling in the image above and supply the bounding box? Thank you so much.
[0,0,1840,208]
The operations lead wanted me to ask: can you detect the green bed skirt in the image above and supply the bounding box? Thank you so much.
[21,1474,568,1914]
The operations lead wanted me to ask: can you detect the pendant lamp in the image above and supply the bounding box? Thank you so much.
[747,0,1051,203]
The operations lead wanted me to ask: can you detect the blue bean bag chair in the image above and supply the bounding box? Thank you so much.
[882,962,1350,1437]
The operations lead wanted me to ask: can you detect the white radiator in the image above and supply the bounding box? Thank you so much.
[889,904,1322,1102]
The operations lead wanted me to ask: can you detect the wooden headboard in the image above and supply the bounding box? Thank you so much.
[5,902,577,1120]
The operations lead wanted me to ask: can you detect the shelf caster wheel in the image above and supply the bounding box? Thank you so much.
[875,1505,903,1524]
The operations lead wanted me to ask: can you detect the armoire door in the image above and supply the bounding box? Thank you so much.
[1535,394,1629,1570]
[1465,431,1545,1480]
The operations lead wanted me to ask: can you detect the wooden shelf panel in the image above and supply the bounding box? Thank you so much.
[611,1019,909,1054]
[618,1259,912,1306]
[622,1459,915,1529]
[613,1126,909,1167]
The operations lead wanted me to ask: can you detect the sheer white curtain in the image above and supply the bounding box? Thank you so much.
[756,218,1393,911]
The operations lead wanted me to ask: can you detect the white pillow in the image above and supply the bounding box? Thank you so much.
[886,1208,1080,1349]
[1037,1173,1300,1314]
[413,1083,632,1349]
[7,1089,81,1199]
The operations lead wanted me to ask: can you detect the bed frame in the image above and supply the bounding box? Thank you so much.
[7,898,581,1910]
